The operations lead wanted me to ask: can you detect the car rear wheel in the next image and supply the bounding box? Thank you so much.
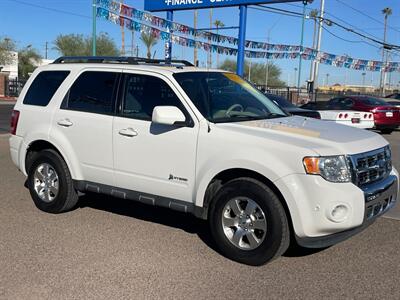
[27,149,78,213]
[208,177,290,266]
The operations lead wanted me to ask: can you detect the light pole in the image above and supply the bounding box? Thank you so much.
[297,0,313,89]
[265,17,281,88]
[326,73,330,86]
[294,67,298,87]
[361,72,366,87]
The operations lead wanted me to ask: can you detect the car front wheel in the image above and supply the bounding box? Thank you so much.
[209,177,290,266]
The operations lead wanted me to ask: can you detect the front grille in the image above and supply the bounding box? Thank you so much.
[350,146,392,187]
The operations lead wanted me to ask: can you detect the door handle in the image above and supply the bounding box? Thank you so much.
[118,128,138,137]
[57,119,73,127]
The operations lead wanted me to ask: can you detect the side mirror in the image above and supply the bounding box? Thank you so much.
[152,106,186,126]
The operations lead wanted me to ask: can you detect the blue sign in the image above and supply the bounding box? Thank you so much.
[145,0,301,12]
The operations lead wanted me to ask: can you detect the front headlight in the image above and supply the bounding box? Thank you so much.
[303,155,352,183]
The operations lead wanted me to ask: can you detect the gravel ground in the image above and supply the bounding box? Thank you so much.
[0,128,399,299]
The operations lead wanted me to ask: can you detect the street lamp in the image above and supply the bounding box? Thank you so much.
[294,67,298,87]
[297,0,313,89]
[361,72,366,87]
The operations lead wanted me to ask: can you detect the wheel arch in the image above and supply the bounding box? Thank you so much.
[197,168,293,230]
[24,139,81,180]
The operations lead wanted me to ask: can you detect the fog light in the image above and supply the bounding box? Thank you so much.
[330,205,348,223]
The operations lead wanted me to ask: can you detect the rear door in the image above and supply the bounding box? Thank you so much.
[50,69,120,185]
[112,71,199,202]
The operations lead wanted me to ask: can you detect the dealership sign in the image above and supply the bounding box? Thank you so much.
[144,0,301,12]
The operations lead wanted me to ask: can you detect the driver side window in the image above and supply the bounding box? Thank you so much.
[121,74,183,121]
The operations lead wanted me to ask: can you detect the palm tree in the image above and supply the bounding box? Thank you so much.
[140,32,158,59]
[213,20,225,67]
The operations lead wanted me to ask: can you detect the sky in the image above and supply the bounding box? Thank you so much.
[1,0,400,88]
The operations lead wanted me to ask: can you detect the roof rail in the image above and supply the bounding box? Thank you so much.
[52,56,194,67]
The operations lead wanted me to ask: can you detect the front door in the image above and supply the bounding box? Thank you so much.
[113,72,198,202]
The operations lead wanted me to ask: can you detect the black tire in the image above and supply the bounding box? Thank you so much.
[27,149,78,213]
[208,177,290,266]
[381,129,393,135]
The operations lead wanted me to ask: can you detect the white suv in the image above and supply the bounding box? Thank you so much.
[9,57,399,265]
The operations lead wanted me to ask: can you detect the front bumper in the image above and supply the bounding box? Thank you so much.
[295,174,398,248]
[274,168,399,246]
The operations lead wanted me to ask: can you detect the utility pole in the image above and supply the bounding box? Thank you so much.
[120,0,125,56]
[297,0,310,89]
[92,0,96,56]
[45,41,48,60]
[308,9,318,85]
[194,10,198,66]
[379,7,392,96]
[208,8,213,68]
[249,59,252,82]
[131,31,135,56]
[312,0,325,90]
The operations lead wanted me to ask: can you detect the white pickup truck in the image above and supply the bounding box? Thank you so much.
[318,110,374,129]
[9,57,399,265]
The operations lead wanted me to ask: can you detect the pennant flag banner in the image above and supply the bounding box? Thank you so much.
[96,1,400,72]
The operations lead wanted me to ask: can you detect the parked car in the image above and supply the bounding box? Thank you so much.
[317,110,374,129]
[9,56,398,266]
[300,102,374,129]
[324,96,400,134]
[386,93,400,100]
[384,94,400,108]
[265,93,321,119]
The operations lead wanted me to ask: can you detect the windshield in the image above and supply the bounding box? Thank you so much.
[360,97,389,106]
[173,72,287,123]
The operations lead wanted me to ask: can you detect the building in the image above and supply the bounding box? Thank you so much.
[318,84,376,94]
[0,51,18,79]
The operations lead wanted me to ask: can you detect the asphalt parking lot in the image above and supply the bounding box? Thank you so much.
[0,103,399,299]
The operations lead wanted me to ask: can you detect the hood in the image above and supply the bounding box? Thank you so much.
[215,116,388,156]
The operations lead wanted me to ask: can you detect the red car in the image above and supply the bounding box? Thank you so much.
[326,95,400,134]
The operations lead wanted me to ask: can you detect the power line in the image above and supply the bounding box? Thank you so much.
[249,6,302,19]
[284,2,391,45]
[335,0,400,35]
[322,25,381,50]
[6,0,91,19]
[254,4,400,50]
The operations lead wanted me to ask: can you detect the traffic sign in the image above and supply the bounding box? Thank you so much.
[145,0,301,12]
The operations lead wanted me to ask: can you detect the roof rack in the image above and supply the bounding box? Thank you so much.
[52,56,194,67]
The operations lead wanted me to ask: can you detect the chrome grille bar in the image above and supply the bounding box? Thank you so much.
[349,146,392,187]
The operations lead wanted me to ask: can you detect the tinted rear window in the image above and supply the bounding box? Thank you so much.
[360,97,389,106]
[23,71,70,106]
[63,71,118,114]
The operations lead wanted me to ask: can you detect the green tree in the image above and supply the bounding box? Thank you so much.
[140,32,158,59]
[18,46,42,79]
[54,33,119,56]
[0,37,16,66]
[219,59,285,87]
